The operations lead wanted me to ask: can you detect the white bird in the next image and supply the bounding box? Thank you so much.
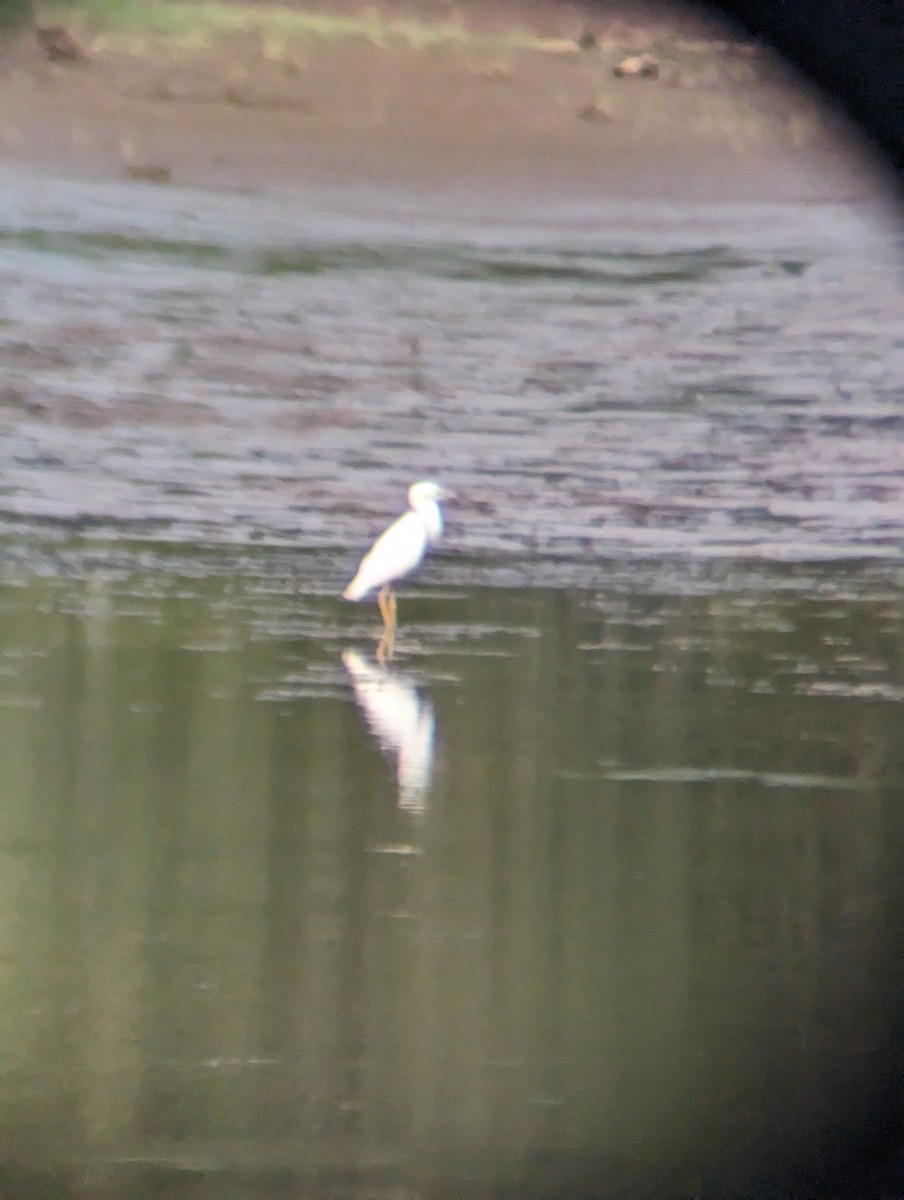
[343,481,449,650]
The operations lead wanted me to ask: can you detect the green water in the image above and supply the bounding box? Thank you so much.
[0,543,900,1198]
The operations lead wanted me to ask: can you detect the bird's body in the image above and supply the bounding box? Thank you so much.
[343,481,448,655]
[343,509,431,602]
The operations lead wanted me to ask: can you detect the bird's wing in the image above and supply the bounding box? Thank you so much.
[345,510,428,599]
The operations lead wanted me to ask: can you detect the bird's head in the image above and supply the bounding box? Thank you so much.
[408,480,450,507]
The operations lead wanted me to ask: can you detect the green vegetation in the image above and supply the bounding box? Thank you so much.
[44,0,549,53]
[0,0,33,30]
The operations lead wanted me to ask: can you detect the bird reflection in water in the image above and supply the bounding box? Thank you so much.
[342,649,436,812]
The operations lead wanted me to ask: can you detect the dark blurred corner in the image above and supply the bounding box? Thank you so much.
[577,3,903,1195]
[699,0,904,186]
[698,0,904,1194]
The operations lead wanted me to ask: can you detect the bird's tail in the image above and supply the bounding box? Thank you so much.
[343,576,365,601]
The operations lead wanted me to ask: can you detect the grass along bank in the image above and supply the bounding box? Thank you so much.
[41,0,570,55]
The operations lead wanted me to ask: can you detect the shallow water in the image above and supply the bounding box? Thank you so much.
[0,165,902,1198]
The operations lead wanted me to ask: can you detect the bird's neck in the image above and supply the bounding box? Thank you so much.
[415,500,443,543]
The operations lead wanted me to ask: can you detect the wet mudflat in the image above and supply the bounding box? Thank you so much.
[0,162,902,1198]
[0,169,902,569]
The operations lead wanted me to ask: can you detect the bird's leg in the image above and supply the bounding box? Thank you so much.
[375,587,397,661]
[376,587,397,662]
[377,585,390,629]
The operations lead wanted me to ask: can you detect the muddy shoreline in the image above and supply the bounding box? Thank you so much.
[1,160,901,574]
[0,1,888,201]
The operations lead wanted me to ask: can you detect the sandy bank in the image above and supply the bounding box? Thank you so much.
[0,1,889,202]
